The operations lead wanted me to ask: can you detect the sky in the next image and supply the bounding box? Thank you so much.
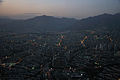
[0,0,120,19]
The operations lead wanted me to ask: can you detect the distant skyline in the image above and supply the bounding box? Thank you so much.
[0,0,120,19]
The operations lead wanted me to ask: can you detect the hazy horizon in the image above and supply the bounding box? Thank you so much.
[0,0,120,19]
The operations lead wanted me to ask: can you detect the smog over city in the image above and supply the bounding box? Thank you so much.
[0,0,120,80]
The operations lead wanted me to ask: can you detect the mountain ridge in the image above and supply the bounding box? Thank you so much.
[0,13,120,33]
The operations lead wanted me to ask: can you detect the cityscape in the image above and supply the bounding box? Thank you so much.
[0,30,120,80]
[0,0,120,80]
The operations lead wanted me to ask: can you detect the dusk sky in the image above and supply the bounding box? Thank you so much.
[0,0,120,19]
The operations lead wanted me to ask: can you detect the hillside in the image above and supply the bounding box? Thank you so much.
[69,13,120,31]
[0,13,120,33]
[0,15,77,33]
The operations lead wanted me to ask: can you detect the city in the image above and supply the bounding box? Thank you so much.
[0,30,120,80]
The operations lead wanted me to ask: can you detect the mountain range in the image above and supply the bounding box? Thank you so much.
[0,13,120,33]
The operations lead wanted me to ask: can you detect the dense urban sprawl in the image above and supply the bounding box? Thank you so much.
[0,30,120,80]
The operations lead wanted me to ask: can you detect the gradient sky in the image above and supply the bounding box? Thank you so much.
[0,0,120,19]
